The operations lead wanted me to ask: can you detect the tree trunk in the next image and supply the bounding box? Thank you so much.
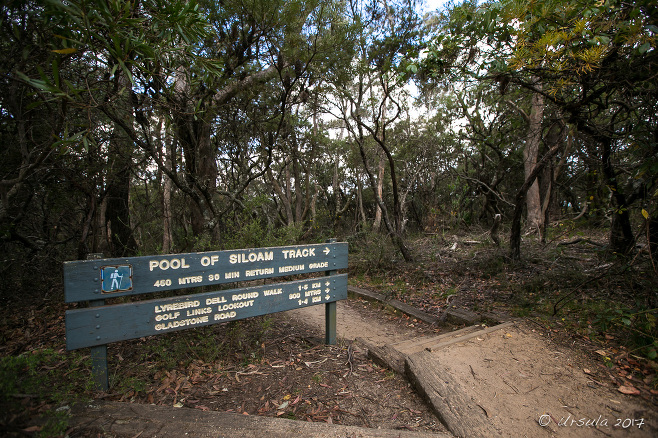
[356,138,413,262]
[284,165,295,225]
[333,155,341,220]
[291,134,305,224]
[162,128,174,254]
[268,167,294,226]
[540,122,569,241]
[106,129,138,257]
[601,137,634,253]
[357,174,367,229]
[190,120,217,238]
[373,153,385,231]
[524,83,544,232]
[510,142,562,260]
[105,70,138,257]
[172,68,218,244]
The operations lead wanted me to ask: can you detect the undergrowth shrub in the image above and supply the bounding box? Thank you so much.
[347,230,398,273]
[0,349,93,437]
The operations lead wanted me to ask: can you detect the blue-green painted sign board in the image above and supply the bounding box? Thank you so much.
[64,241,348,390]
[64,242,348,303]
[66,274,347,350]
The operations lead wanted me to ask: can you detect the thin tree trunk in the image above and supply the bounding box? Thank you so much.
[106,132,138,257]
[284,165,294,225]
[373,153,385,231]
[540,122,570,241]
[356,138,413,262]
[292,135,304,224]
[268,167,294,226]
[510,142,561,260]
[357,174,367,228]
[162,127,174,254]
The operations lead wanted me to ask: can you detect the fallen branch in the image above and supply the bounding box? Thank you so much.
[557,238,605,247]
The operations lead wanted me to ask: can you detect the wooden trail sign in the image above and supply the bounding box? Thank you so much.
[63,242,348,302]
[64,241,348,390]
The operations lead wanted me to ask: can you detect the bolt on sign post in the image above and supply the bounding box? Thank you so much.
[65,241,348,391]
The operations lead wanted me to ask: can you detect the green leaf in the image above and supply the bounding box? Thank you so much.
[406,63,418,74]
[647,348,657,360]
[638,42,651,54]
[52,47,77,55]
[642,209,649,220]
[621,317,632,326]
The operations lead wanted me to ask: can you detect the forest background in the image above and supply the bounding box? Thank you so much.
[0,0,657,433]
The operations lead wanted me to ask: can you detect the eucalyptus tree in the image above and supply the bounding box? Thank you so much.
[418,2,530,229]
[325,0,422,262]
[489,0,658,257]
[11,0,354,256]
[6,0,213,257]
[161,0,355,246]
[421,0,657,259]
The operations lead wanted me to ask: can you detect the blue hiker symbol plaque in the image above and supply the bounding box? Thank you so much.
[101,265,133,293]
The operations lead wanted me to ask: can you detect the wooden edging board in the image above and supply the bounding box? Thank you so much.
[69,400,451,438]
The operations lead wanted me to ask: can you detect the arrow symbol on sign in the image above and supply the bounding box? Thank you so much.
[323,247,330,255]
[325,281,330,286]
[325,295,330,300]
[325,288,330,293]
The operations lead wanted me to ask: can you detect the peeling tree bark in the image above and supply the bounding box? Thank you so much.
[524,82,544,233]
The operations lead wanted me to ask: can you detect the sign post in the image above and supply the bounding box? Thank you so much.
[66,242,348,389]
[325,239,338,345]
[85,253,109,391]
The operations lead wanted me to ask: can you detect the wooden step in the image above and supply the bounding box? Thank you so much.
[393,321,515,355]
[391,324,486,355]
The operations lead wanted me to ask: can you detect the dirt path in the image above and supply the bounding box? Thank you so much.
[284,297,436,345]
[284,298,658,438]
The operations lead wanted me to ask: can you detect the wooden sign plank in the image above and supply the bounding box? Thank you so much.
[66,274,348,350]
[63,242,348,303]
